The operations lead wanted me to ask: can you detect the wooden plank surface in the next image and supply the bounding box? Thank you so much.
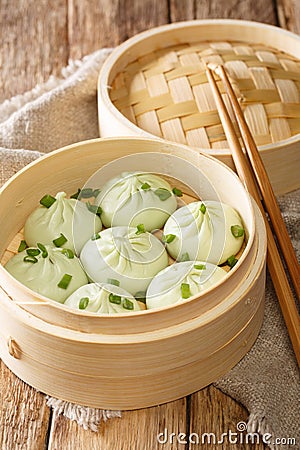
[48,399,187,450]
[277,0,300,33]
[0,0,299,449]
[170,0,277,24]
[68,0,169,59]
[189,387,264,450]
[0,0,68,103]
[0,364,50,450]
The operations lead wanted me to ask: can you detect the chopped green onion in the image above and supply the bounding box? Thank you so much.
[92,189,101,197]
[91,233,101,240]
[26,248,41,257]
[123,298,134,310]
[57,274,72,289]
[53,233,68,247]
[86,202,102,216]
[172,187,183,197]
[79,188,95,198]
[37,243,48,258]
[71,188,100,199]
[109,293,121,305]
[70,188,81,199]
[40,194,56,208]
[141,182,151,190]
[135,224,146,235]
[231,225,245,238]
[181,283,191,299]
[194,264,206,270]
[135,291,146,304]
[162,234,176,244]
[180,252,190,262]
[23,255,38,264]
[18,240,28,253]
[154,188,172,201]
[107,278,120,286]
[79,297,89,310]
[200,203,206,214]
[227,255,238,268]
[62,248,74,259]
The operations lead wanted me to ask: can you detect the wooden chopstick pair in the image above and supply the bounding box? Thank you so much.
[206,65,300,366]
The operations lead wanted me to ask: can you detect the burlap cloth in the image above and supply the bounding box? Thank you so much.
[0,50,299,450]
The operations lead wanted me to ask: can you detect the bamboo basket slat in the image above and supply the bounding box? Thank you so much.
[98,20,300,195]
[0,137,266,409]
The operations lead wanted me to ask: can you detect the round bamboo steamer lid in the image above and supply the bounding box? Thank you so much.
[0,137,266,409]
[98,19,300,195]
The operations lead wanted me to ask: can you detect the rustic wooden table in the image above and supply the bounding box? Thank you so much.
[0,1,299,449]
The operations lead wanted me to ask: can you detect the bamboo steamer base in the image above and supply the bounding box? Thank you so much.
[0,137,266,409]
[0,298,263,409]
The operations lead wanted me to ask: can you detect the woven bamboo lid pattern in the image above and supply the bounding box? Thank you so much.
[110,41,300,149]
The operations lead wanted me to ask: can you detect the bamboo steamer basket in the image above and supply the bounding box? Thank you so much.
[0,137,266,410]
[98,19,300,195]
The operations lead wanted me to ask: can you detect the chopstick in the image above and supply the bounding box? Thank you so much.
[217,65,300,300]
[206,67,300,366]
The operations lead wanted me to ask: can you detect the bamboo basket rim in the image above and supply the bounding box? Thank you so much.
[0,200,266,344]
[0,136,256,322]
[98,19,300,154]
